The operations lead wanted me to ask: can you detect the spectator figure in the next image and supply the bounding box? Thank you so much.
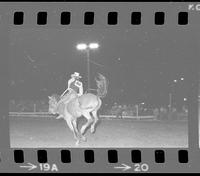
[117,105,123,118]
[143,108,148,116]
[168,107,177,120]
[182,105,188,115]
[111,102,118,117]
[159,107,167,120]
[180,105,188,120]
[132,105,137,116]
[112,102,117,108]
[122,104,127,110]
[153,108,159,119]
[127,105,133,116]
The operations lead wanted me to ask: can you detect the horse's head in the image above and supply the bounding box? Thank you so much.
[48,95,59,114]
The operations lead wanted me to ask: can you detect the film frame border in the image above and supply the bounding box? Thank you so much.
[0,1,199,173]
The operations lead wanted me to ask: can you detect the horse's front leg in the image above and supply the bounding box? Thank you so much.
[64,117,80,145]
[56,114,63,119]
[72,119,86,142]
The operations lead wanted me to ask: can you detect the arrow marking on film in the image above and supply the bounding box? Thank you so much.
[114,163,131,171]
[20,163,37,171]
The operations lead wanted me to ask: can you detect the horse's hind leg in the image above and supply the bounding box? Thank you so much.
[90,98,101,133]
[80,112,94,136]
[90,110,99,133]
[72,119,86,142]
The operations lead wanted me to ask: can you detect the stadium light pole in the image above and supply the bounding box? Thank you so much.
[76,43,99,92]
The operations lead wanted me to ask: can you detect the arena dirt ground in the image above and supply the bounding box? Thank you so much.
[9,116,188,148]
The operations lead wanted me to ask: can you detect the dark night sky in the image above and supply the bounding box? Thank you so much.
[9,27,196,108]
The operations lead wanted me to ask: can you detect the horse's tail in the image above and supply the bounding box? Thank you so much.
[95,73,108,98]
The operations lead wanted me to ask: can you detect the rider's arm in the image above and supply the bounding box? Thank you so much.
[79,84,83,96]
[61,77,75,97]
[76,81,83,96]
[67,77,75,89]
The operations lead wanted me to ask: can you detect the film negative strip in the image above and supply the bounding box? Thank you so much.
[0,1,200,173]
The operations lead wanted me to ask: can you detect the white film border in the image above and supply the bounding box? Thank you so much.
[0,1,200,173]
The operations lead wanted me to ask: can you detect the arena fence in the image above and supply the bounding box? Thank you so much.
[8,112,157,120]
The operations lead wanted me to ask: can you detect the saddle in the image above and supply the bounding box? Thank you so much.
[59,90,83,109]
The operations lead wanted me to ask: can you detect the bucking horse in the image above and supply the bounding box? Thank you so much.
[48,73,108,145]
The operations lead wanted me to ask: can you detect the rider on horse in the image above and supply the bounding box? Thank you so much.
[48,72,108,144]
[59,72,83,105]
[54,72,83,119]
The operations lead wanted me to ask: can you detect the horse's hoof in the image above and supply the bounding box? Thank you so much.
[80,130,85,136]
[91,128,95,133]
[75,140,80,146]
[81,136,87,142]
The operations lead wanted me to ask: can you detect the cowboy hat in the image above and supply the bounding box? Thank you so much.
[71,72,82,78]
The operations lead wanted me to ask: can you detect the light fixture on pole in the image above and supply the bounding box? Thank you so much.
[76,43,87,50]
[89,43,99,49]
[76,42,99,92]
